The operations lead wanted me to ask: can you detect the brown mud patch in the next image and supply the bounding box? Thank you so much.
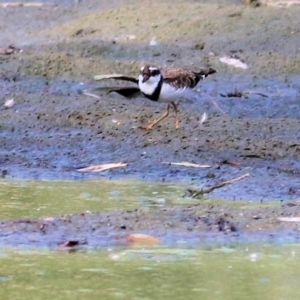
[0,0,300,247]
[1,202,300,248]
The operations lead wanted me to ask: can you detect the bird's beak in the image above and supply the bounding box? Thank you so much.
[142,74,149,83]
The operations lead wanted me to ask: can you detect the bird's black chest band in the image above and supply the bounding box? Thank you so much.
[142,78,163,102]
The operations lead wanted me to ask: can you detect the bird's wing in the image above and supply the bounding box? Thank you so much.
[107,87,141,98]
[195,68,217,78]
[94,74,138,84]
[161,67,200,89]
[161,67,216,89]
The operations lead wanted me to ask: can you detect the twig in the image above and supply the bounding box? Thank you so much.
[250,92,268,98]
[0,2,52,7]
[210,99,228,116]
[77,162,127,172]
[165,161,210,168]
[261,1,300,7]
[220,88,268,99]
[81,90,101,99]
[185,173,250,198]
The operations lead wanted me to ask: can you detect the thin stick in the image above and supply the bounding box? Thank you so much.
[77,162,127,172]
[186,173,250,198]
[210,99,228,116]
[0,3,52,7]
[220,89,268,98]
[262,1,300,7]
[247,92,268,98]
[81,91,101,99]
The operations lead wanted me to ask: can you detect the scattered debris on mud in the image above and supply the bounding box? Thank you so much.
[0,0,300,248]
[1,202,300,248]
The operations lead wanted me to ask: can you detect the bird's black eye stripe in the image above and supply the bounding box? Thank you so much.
[151,69,160,76]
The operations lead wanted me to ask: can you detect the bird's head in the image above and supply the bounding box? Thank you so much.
[140,65,161,83]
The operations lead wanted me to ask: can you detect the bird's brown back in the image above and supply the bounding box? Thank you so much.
[161,67,216,89]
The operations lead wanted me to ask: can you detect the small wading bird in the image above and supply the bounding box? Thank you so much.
[94,65,217,130]
[138,65,216,130]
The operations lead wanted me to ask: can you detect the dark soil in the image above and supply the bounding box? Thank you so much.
[0,0,300,248]
[1,202,300,248]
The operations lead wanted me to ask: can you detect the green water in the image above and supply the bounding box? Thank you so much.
[0,179,299,299]
[1,246,300,299]
[0,179,185,220]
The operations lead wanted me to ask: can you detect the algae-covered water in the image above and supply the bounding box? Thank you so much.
[0,179,299,299]
[0,179,184,220]
[1,244,300,300]
[1,0,300,297]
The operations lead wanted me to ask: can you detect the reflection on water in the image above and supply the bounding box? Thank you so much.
[1,245,300,300]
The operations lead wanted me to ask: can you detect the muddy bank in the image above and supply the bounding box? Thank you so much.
[0,0,300,203]
[1,201,300,248]
[1,74,300,201]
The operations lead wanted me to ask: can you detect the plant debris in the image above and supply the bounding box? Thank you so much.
[165,162,210,168]
[220,88,268,98]
[81,90,101,99]
[277,217,300,222]
[0,2,52,7]
[185,173,250,198]
[3,98,15,108]
[125,233,161,245]
[0,45,21,55]
[77,162,127,172]
[219,55,248,69]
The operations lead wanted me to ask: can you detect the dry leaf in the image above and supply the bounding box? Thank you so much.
[3,98,15,108]
[262,1,300,7]
[278,217,300,222]
[77,162,127,172]
[199,112,208,125]
[42,217,55,222]
[0,2,49,7]
[165,162,210,168]
[219,56,248,69]
[81,90,101,99]
[126,234,161,245]
[150,37,158,46]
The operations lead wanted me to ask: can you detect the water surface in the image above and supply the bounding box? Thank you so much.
[1,244,300,299]
[0,179,185,220]
[0,179,299,299]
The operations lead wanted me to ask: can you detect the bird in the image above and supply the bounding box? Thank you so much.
[138,65,216,130]
[94,65,216,130]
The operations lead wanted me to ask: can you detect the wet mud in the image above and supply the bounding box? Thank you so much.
[1,202,300,248]
[0,0,300,247]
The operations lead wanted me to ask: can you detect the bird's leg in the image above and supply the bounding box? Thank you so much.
[171,102,180,129]
[140,104,170,130]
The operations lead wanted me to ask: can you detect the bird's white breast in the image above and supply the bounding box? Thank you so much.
[159,83,190,103]
[138,74,159,96]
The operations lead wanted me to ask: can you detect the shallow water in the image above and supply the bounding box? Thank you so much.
[1,177,300,298]
[0,179,186,220]
[1,0,300,297]
[1,244,300,299]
